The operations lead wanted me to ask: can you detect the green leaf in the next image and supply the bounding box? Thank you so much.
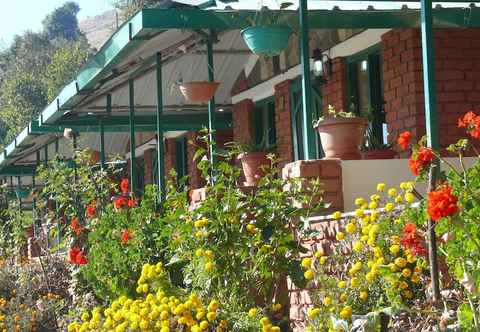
[458,303,474,330]
[288,260,307,289]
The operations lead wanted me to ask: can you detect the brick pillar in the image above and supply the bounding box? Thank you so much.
[143,149,154,185]
[164,138,177,178]
[274,80,294,165]
[382,28,480,156]
[321,57,348,113]
[232,99,255,144]
[282,159,343,213]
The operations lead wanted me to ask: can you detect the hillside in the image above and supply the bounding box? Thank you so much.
[79,10,119,50]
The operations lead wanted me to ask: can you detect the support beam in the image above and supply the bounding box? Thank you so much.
[156,52,166,202]
[420,0,441,304]
[128,79,137,193]
[44,144,49,168]
[299,0,317,160]
[207,32,216,172]
[100,117,106,170]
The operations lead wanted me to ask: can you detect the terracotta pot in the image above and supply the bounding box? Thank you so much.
[238,152,270,186]
[315,117,367,160]
[178,81,220,103]
[361,149,396,160]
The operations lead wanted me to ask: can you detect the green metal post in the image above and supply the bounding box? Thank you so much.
[420,0,441,304]
[299,0,317,160]
[44,144,48,168]
[100,117,106,170]
[32,173,36,221]
[106,94,112,116]
[128,79,137,193]
[155,52,166,202]
[17,176,22,209]
[206,33,217,172]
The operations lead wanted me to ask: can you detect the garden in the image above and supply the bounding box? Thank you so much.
[1,113,480,332]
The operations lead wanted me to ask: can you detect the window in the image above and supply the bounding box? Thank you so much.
[253,97,276,148]
[347,45,387,146]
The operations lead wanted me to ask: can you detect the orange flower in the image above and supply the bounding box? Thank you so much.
[127,198,137,208]
[114,197,128,209]
[68,247,88,265]
[397,131,412,150]
[458,111,480,139]
[427,185,458,221]
[409,147,435,176]
[120,178,130,194]
[71,217,83,236]
[86,203,96,218]
[121,229,130,244]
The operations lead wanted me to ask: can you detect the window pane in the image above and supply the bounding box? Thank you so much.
[357,60,370,115]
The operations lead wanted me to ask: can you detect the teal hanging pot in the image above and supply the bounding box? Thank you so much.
[241,25,293,56]
[15,188,30,199]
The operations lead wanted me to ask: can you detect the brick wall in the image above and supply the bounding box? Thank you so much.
[382,28,480,156]
[321,57,349,113]
[143,149,154,185]
[274,80,295,165]
[165,138,177,178]
[232,99,255,145]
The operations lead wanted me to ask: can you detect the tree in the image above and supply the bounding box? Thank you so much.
[42,2,81,41]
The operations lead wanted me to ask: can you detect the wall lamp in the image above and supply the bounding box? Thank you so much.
[313,48,332,84]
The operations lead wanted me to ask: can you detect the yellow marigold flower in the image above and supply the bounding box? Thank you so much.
[204,262,214,272]
[389,245,400,255]
[390,235,401,244]
[248,308,258,318]
[360,235,369,242]
[367,237,376,247]
[338,280,347,289]
[339,293,348,302]
[376,183,386,192]
[395,257,407,268]
[301,257,312,269]
[307,308,321,319]
[336,232,345,241]
[388,263,398,272]
[319,256,328,265]
[353,241,363,253]
[411,274,420,283]
[404,192,415,204]
[323,296,332,306]
[370,194,381,202]
[351,277,360,288]
[314,248,325,258]
[260,317,270,326]
[368,201,378,209]
[272,303,282,312]
[385,203,395,212]
[207,311,216,322]
[365,272,376,282]
[339,306,352,319]
[407,254,416,264]
[402,268,412,278]
[199,320,209,330]
[395,195,403,204]
[355,209,365,218]
[246,224,257,234]
[345,222,356,234]
[370,210,380,221]
[304,270,315,280]
[387,188,397,197]
[359,291,368,301]
[399,281,409,289]
[355,197,366,206]
[332,211,342,220]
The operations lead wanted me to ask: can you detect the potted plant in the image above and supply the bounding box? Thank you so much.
[241,2,294,56]
[178,80,220,104]
[361,107,396,160]
[228,135,275,186]
[313,105,368,160]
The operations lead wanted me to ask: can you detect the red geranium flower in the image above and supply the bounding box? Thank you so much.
[121,229,131,244]
[127,198,137,208]
[86,203,96,218]
[427,185,459,221]
[458,111,480,139]
[114,197,128,209]
[397,131,412,150]
[409,147,435,176]
[71,217,83,236]
[401,223,426,256]
[120,178,130,194]
[68,247,88,265]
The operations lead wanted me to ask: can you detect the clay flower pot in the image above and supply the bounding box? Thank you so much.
[315,117,367,160]
[178,81,220,104]
[238,152,270,186]
[361,149,396,160]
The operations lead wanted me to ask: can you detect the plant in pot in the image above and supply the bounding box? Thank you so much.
[241,1,294,56]
[227,135,276,186]
[361,106,396,159]
[313,105,368,160]
[176,69,220,104]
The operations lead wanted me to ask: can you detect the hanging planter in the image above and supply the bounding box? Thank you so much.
[178,81,220,104]
[241,25,293,56]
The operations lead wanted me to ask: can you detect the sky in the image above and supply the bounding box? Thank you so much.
[0,0,113,47]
